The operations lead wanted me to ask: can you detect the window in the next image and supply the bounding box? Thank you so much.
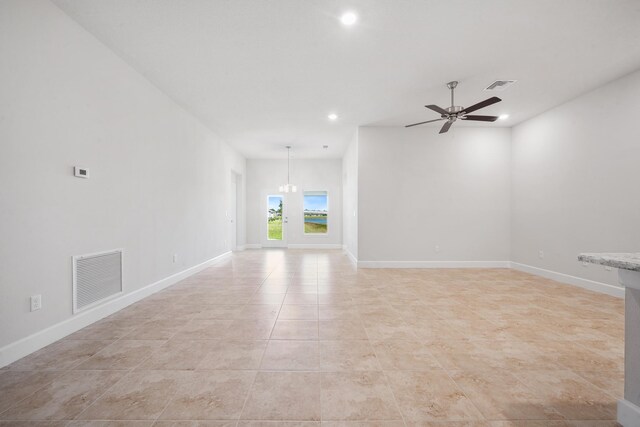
[267,195,283,240]
[303,191,328,234]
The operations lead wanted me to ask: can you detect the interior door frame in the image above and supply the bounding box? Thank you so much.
[229,171,239,251]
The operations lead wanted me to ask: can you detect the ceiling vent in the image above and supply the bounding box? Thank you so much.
[484,80,517,91]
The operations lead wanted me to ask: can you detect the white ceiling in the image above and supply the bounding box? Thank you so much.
[53,0,640,159]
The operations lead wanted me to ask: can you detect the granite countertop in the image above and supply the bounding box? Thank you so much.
[578,253,640,271]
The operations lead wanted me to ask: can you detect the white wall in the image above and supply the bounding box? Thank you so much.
[511,69,640,289]
[342,131,359,260]
[357,127,511,265]
[246,159,342,247]
[0,0,245,353]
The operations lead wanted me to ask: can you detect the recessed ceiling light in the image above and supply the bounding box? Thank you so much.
[499,114,510,120]
[340,11,358,26]
[328,113,338,121]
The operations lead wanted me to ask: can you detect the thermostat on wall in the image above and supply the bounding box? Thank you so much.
[74,166,89,178]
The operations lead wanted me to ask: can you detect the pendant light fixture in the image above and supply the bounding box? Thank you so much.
[279,146,297,193]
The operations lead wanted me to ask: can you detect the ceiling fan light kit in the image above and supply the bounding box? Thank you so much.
[406,81,502,134]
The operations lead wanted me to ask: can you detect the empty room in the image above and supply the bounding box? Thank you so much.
[2,0,640,426]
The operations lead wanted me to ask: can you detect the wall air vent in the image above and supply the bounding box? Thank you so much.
[484,80,517,91]
[72,249,123,313]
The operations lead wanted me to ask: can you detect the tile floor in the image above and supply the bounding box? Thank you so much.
[0,249,625,426]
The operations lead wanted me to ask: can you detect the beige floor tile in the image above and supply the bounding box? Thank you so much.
[256,284,290,294]
[372,340,441,370]
[271,320,319,340]
[2,250,625,425]
[406,421,492,427]
[320,371,401,421]
[574,370,624,398]
[77,370,182,420]
[8,340,113,371]
[65,319,138,341]
[320,341,381,371]
[0,370,124,420]
[0,422,71,427]
[154,422,236,427]
[385,370,484,421]
[319,320,368,340]
[0,370,62,413]
[525,340,622,372]
[177,320,233,340]
[75,340,166,370]
[279,304,319,320]
[363,319,418,340]
[512,370,617,420]
[198,340,267,370]
[238,422,320,427]
[241,371,321,420]
[159,370,256,420]
[136,340,209,370]
[319,306,361,321]
[248,294,286,305]
[67,422,154,426]
[224,319,275,339]
[260,340,319,370]
[123,318,190,340]
[489,422,619,427]
[318,293,356,306]
[450,368,564,420]
[405,422,491,427]
[284,293,319,305]
[234,304,281,320]
[192,304,245,319]
[408,319,474,341]
[322,423,405,427]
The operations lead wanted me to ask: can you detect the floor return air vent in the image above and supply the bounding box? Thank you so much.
[72,249,123,313]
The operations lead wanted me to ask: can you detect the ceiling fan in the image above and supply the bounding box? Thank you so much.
[406,81,502,134]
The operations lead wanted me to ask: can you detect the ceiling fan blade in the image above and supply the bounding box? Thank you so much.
[461,115,499,122]
[461,96,501,114]
[425,104,449,116]
[405,118,444,128]
[439,120,453,134]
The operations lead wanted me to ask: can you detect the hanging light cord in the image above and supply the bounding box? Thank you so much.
[287,147,290,185]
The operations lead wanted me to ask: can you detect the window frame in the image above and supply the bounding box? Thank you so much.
[302,190,329,235]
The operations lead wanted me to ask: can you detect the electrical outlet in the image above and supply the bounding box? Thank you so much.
[224,240,228,247]
[173,254,178,263]
[30,295,42,312]
[434,245,440,253]
[538,250,544,259]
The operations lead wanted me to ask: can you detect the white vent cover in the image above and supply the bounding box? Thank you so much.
[73,249,122,313]
[484,80,517,91]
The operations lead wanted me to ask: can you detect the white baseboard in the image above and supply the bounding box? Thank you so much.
[618,399,640,426]
[0,251,232,368]
[357,260,511,269]
[244,243,262,249]
[510,262,624,298]
[344,247,358,265]
[287,244,343,249]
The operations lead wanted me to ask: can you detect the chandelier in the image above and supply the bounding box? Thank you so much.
[279,146,297,193]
